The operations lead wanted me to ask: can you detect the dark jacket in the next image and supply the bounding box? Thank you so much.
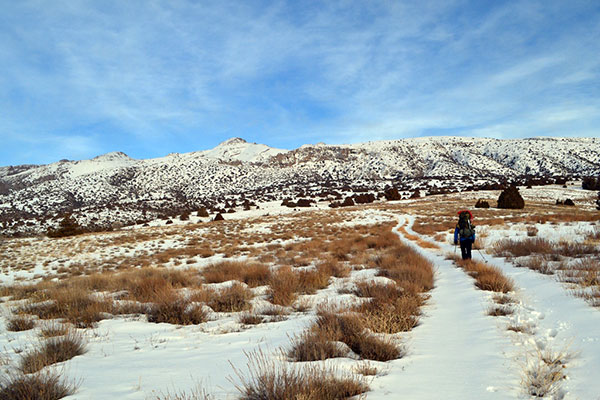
[454,225,475,244]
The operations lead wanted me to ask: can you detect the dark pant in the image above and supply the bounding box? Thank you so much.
[460,239,473,260]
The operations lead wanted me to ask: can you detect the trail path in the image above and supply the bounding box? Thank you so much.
[368,216,517,399]
[374,215,600,400]
[484,243,600,399]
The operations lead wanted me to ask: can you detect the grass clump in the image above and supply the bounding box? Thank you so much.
[0,371,76,400]
[202,262,271,287]
[20,333,87,374]
[146,290,207,325]
[293,310,403,362]
[7,315,35,332]
[235,351,368,400]
[207,283,253,312]
[455,259,514,293]
[19,288,113,328]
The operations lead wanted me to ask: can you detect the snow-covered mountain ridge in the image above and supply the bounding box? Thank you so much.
[1,136,599,235]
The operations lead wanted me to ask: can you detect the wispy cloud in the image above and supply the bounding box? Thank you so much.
[1,0,599,164]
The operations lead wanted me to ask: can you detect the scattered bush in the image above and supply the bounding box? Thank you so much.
[0,371,76,400]
[268,267,299,306]
[202,262,271,287]
[7,316,35,332]
[47,215,84,238]
[497,186,525,209]
[20,333,87,374]
[455,259,514,293]
[207,283,253,312]
[238,312,264,325]
[234,351,368,400]
[147,291,207,325]
[213,213,224,221]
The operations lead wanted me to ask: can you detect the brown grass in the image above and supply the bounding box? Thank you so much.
[207,283,253,312]
[146,289,207,325]
[267,267,299,306]
[19,288,114,328]
[234,351,368,400]
[7,316,35,332]
[304,310,403,362]
[238,312,264,325]
[20,332,87,374]
[201,262,271,287]
[0,371,77,400]
[487,305,514,316]
[492,238,599,259]
[455,259,515,293]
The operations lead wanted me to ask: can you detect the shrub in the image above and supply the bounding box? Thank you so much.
[234,351,368,400]
[268,267,299,306]
[238,312,264,325]
[147,291,207,325]
[207,283,253,312]
[311,311,403,361]
[20,333,87,374]
[288,331,347,361]
[47,215,84,238]
[202,262,271,287]
[497,186,525,209]
[20,288,113,328]
[0,371,76,400]
[456,259,514,293]
[7,316,35,332]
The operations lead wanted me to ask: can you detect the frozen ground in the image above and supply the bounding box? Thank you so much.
[1,187,599,399]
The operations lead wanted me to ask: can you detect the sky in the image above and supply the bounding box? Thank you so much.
[1,0,599,165]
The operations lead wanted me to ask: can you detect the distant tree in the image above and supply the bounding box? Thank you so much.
[582,177,600,190]
[47,214,84,238]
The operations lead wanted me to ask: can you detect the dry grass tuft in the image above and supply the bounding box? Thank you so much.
[234,351,368,400]
[207,283,253,312]
[455,260,514,293]
[237,312,264,325]
[0,371,77,400]
[521,347,570,398]
[19,288,114,328]
[146,290,207,325]
[7,315,35,332]
[267,267,299,306]
[487,305,514,317]
[39,323,70,339]
[20,332,87,374]
[202,262,271,287]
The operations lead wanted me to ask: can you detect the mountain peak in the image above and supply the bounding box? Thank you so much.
[92,151,132,161]
[218,137,248,146]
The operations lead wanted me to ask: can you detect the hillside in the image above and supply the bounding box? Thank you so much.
[1,136,599,236]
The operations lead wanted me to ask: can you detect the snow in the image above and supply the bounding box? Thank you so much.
[1,188,599,399]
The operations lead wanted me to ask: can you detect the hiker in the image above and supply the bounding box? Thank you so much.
[454,210,475,260]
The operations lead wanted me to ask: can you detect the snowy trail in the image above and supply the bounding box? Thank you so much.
[484,252,600,399]
[368,215,517,399]
[393,214,600,399]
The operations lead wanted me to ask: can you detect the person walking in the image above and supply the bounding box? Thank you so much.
[454,210,475,260]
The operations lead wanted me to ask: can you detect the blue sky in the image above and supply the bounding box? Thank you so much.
[1,0,599,165]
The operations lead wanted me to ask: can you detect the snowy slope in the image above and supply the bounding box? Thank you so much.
[1,136,600,235]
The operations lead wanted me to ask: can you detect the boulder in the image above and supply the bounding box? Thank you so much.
[475,199,490,208]
[497,186,525,209]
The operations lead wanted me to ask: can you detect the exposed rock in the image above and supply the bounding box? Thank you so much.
[384,188,401,201]
[354,193,375,204]
[475,199,490,208]
[497,186,525,209]
[213,213,224,221]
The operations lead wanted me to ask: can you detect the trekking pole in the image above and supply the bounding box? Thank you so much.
[477,248,487,262]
